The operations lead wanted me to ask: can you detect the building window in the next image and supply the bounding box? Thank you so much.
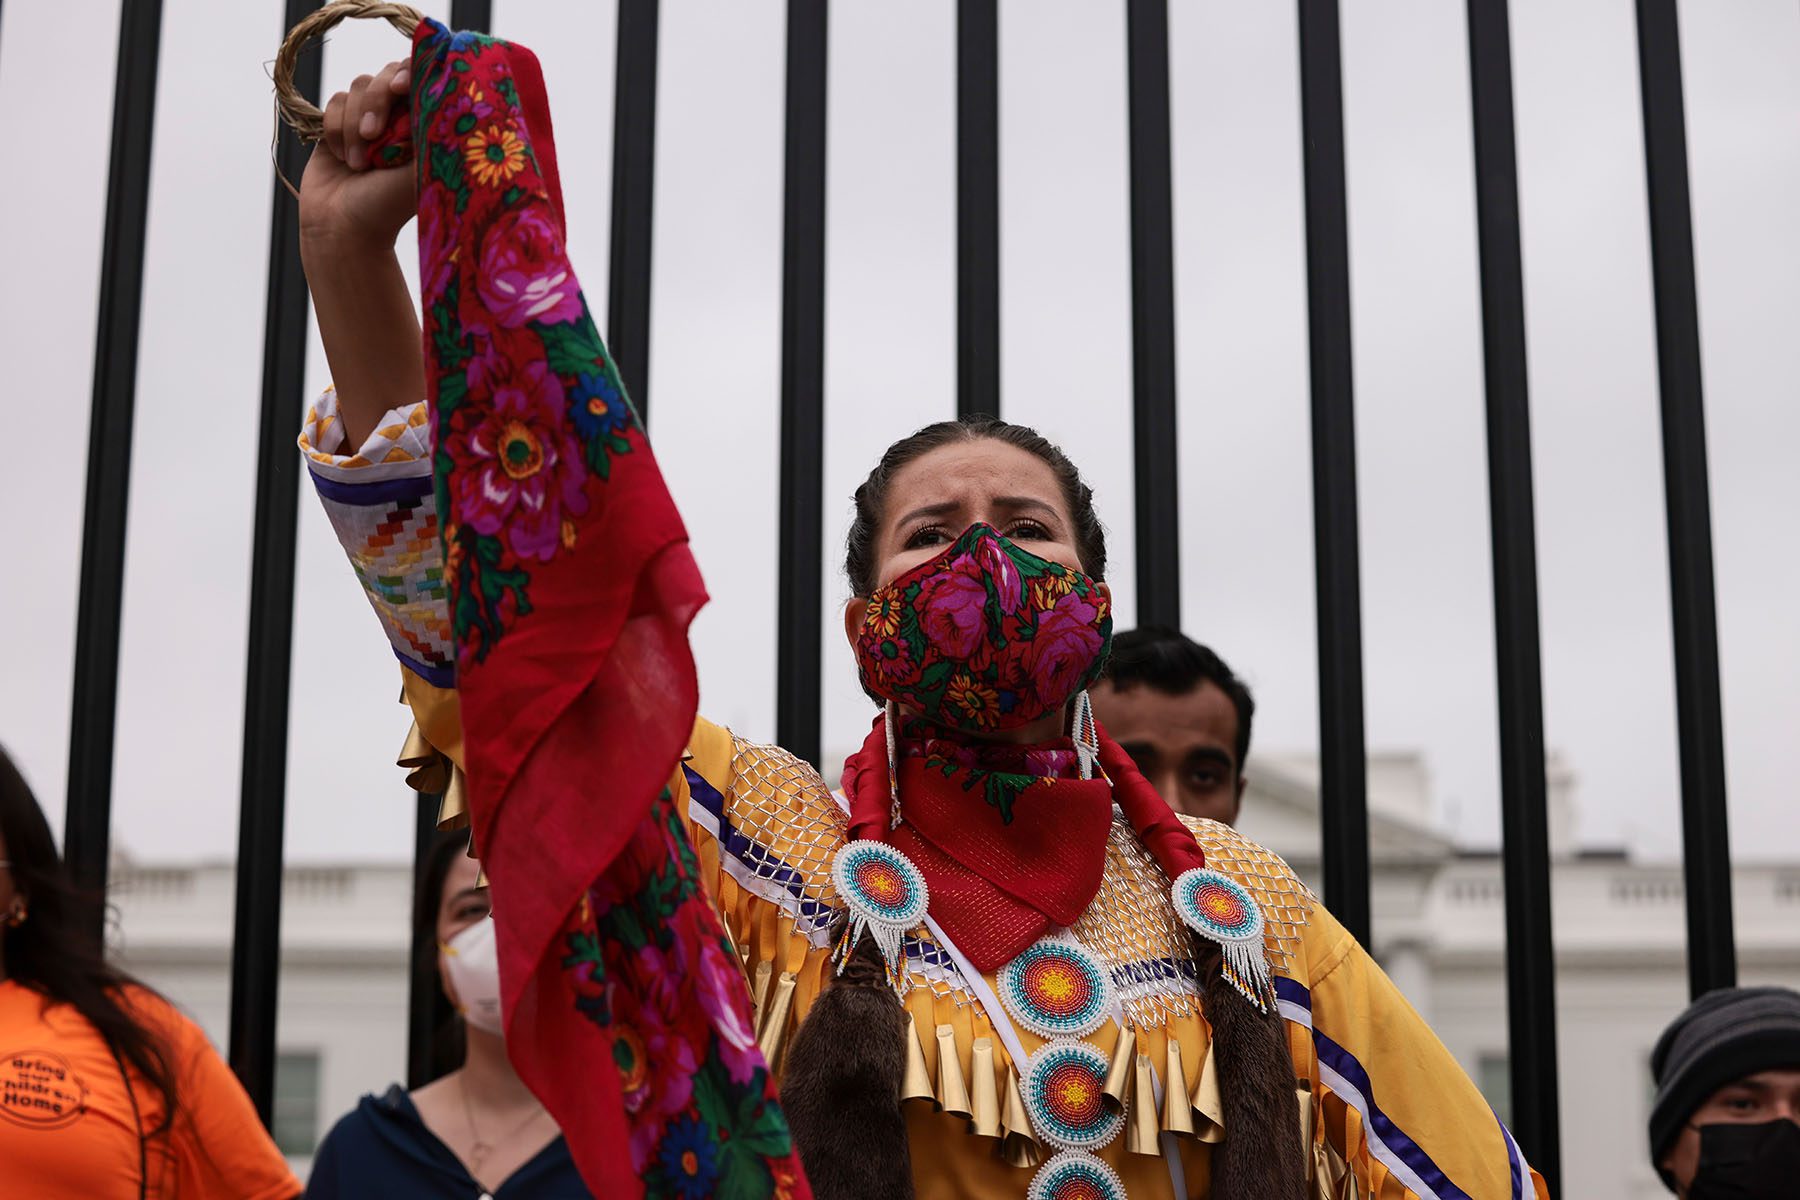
[272,1051,321,1157]
[1477,1053,1511,1127]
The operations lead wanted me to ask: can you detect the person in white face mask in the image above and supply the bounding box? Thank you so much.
[306,830,594,1199]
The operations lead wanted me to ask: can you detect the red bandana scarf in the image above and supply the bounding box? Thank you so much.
[842,713,1206,973]
[368,20,808,1200]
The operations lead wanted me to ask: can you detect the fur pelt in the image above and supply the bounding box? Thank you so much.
[781,933,916,1200]
[1198,938,1308,1200]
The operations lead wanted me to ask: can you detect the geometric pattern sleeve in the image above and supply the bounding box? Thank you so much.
[296,386,453,687]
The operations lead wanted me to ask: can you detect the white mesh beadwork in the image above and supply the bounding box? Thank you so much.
[705,735,976,1006]
[1071,813,1315,1029]
[1185,815,1314,983]
[1073,815,1206,1028]
[686,736,847,947]
[698,737,1315,1021]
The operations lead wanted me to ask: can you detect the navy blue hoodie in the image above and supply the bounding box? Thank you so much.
[305,1085,592,1198]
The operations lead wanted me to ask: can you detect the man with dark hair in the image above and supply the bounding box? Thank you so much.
[1091,627,1255,825]
[1648,986,1800,1197]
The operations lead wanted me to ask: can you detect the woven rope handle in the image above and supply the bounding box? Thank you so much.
[274,0,423,144]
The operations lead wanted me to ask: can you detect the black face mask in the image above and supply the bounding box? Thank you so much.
[1687,1118,1800,1199]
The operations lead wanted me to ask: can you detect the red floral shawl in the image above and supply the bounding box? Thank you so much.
[370,20,808,1200]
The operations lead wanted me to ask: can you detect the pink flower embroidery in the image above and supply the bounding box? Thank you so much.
[1023,590,1106,709]
[450,360,588,562]
[418,182,460,306]
[615,946,702,1168]
[916,566,988,659]
[459,318,511,399]
[442,85,497,134]
[697,940,761,1084]
[975,535,1024,613]
[477,207,584,328]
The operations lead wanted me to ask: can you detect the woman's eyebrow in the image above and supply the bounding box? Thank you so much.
[893,500,962,528]
[892,496,1060,530]
[992,496,1061,520]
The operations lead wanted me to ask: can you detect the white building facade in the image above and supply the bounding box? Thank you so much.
[109,756,1800,1196]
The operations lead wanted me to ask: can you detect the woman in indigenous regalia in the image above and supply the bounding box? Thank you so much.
[279,7,1547,1200]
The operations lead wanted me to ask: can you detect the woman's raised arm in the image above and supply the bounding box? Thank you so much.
[298,58,422,450]
[289,59,456,698]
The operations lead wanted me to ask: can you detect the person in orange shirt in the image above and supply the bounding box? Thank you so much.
[0,748,299,1199]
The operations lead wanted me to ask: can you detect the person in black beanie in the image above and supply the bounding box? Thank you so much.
[1648,986,1800,1196]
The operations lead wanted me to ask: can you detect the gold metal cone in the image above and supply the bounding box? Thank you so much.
[934,1024,972,1118]
[1000,1067,1042,1169]
[398,722,449,792]
[750,960,773,1030]
[1191,1039,1225,1144]
[1126,1053,1161,1155]
[757,971,797,1074]
[1163,1039,1196,1137]
[1102,1024,1137,1114]
[1297,1085,1316,1189]
[901,1013,935,1106]
[970,1038,1001,1137]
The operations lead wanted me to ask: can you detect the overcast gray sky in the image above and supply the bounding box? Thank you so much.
[2,0,1796,878]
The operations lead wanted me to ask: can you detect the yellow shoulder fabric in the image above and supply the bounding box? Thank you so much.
[673,719,844,1065]
[1289,906,1549,1199]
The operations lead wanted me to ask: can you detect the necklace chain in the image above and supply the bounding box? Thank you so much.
[459,1072,548,1174]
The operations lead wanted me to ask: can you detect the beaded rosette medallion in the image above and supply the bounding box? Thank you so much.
[830,839,930,987]
[1026,1149,1129,1200]
[998,937,1117,1040]
[1021,1040,1125,1152]
[996,935,1131,1195]
[1171,866,1275,1010]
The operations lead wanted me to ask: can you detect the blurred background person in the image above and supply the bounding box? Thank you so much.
[1649,985,1800,1197]
[1091,626,1255,825]
[0,747,298,1198]
[305,827,591,1198]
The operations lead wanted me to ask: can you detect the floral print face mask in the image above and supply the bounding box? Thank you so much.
[855,523,1113,733]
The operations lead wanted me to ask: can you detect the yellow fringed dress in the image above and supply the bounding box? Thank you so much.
[300,387,1548,1200]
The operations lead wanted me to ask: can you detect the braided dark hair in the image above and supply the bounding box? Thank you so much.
[843,415,1108,596]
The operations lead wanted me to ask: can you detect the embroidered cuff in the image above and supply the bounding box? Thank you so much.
[297,385,433,483]
[299,387,453,687]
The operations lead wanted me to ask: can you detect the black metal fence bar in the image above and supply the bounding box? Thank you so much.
[1465,1,1561,1188]
[229,0,324,1123]
[1295,0,1371,944]
[60,4,1779,1179]
[1125,0,1181,630]
[456,1,494,38]
[776,0,828,767]
[64,0,166,942]
[1633,0,1737,999]
[393,0,497,1095]
[608,0,659,421]
[957,0,1000,420]
[406,792,444,1089]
